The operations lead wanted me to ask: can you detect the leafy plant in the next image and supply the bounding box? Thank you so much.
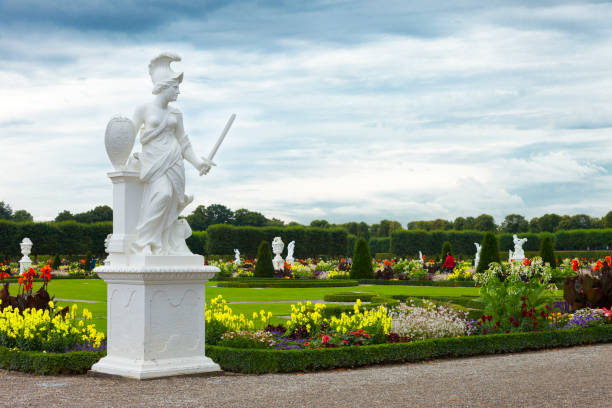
[563,258,612,309]
[440,241,452,261]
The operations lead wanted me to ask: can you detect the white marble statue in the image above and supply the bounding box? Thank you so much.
[418,250,424,264]
[474,242,481,269]
[272,237,285,270]
[510,234,528,261]
[91,52,234,379]
[234,249,241,266]
[286,241,295,265]
[125,52,219,256]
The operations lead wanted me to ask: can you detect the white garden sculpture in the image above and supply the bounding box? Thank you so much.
[474,242,481,269]
[509,234,528,262]
[19,237,33,273]
[272,237,285,270]
[92,52,235,379]
[234,249,241,266]
[286,241,295,265]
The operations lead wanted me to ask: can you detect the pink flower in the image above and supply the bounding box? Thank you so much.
[321,335,331,344]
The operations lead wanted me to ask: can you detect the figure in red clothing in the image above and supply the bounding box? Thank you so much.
[442,252,455,273]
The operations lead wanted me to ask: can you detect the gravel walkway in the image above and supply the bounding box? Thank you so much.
[2,343,611,407]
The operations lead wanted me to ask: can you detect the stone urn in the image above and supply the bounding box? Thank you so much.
[105,116,136,170]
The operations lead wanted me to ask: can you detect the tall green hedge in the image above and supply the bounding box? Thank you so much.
[390,228,612,258]
[368,237,390,257]
[206,225,348,258]
[254,241,274,278]
[186,231,207,255]
[0,220,112,258]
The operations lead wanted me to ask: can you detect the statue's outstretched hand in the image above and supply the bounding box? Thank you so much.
[198,157,216,176]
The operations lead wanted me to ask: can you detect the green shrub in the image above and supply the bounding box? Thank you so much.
[440,241,452,261]
[254,241,274,278]
[350,237,373,279]
[374,252,394,260]
[539,236,556,268]
[356,279,476,287]
[476,232,500,274]
[206,325,612,374]
[368,237,390,257]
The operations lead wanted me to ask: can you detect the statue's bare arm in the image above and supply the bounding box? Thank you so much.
[174,111,214,176]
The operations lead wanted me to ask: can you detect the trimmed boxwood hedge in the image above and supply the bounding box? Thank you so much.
[0,348,105,375]
[323,292,377,302]
[357,279,476,287]
[205,325,612,374]
[216,279,359,288]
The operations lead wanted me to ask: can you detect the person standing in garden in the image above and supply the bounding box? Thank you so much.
[442,252,455,273]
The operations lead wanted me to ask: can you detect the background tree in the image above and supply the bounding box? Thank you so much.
[476,232,500,274]
[233,208,267,227]
[0,201,13,220]
[539,236,556,268]
[556,214,596,230]
[453,217,466,230]
[266,218,285,227]
[185,205,208,230]
[350,237,374,279]
[204,204,234,226]
[12,209,33,222]
[310,219,331,228]
[254,241,274,277]
[74,205,113,223]
[500,214,529,233]
[474,214,496,231]
[55,210,75,222]
[604,211,612,228]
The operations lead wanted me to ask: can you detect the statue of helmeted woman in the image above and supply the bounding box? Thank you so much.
[129,53,215,256]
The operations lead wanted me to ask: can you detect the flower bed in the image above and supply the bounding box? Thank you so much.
[205,325,612,374]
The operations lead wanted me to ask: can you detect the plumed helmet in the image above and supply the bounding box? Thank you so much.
[148,52,183,87]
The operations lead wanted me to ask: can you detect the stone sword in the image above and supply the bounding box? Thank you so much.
[200,113,236,175]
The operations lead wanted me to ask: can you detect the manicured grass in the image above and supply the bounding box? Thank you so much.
[32,279,107,301]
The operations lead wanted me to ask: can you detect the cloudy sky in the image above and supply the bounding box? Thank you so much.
[1,0,612,225]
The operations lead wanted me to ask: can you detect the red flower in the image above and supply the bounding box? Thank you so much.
[304,342,311,346]
[321,335,330,344]
[513,321,519,327]
[523,258,530,266]
[571,260,579,271]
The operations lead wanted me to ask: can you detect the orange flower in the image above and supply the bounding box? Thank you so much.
[522,258,530,266]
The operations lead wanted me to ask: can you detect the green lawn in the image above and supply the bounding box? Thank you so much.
[21,279,563,336]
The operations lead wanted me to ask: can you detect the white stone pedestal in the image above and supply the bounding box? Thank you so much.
[91,255,221,379]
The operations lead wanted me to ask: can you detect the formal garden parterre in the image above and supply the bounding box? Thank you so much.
[1,231,612,375]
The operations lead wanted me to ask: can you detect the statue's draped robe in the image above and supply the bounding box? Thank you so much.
[132,110,191,255]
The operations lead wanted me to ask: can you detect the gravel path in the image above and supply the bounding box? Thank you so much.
[2,343,611,407]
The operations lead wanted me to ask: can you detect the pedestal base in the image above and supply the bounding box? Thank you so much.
[91,257,221,379]
[91,355,221,380]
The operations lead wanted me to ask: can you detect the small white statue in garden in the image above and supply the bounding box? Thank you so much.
[418,250,424,264]
[474,242,481,269]
[510,234,528,261]
[271,237,285,270]
[286,241,295,265]
[234,249,241,266]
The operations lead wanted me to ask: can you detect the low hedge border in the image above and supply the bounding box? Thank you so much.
[358,279,475,287]
[323,292,377,302]
[206,325,612,374]
[216,279,359,288]
[3,274,100,283]
[0,348,105,375]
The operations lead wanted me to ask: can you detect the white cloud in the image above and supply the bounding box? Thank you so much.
[2,3,612,225]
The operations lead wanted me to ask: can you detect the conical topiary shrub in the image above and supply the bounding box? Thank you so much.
[350,237,374,279]
[254,241,274,278]
[539,236,556,268]
[51,254,62,270]
[476,232,500,274]
[440,241,452,261]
